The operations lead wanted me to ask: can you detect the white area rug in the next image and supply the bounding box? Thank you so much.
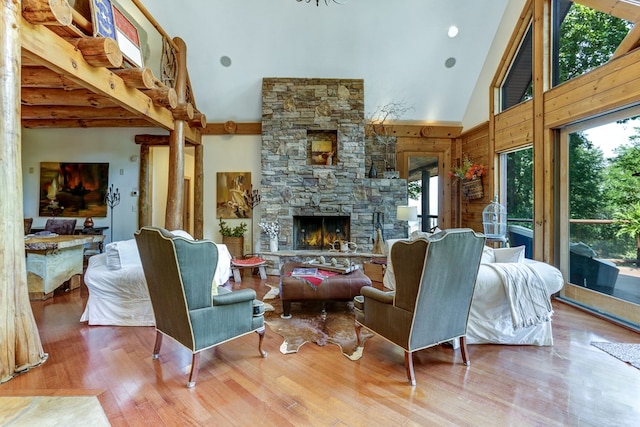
[591,342,640,370]
[0,396,110,426]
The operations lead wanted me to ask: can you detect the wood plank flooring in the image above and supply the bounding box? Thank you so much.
[1,274,639,426]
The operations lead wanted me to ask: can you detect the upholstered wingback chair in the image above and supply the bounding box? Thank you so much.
[134,226,266,388]
[354,228,485,385]
[44,218,77,235]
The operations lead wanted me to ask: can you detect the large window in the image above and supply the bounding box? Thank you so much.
[502,148,533,257]
[553,0,631,87]
[561,110,640,327]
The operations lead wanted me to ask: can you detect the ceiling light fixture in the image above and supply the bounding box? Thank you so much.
[296,0,342,6]
[448,25,459,38]
[445,57,457,68]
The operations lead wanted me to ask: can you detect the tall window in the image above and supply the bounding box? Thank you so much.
[501,23,532,111]
[553,0,631,87]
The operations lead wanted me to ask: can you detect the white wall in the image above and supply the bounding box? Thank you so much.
[147,134,262,250]
[22,127,150,243]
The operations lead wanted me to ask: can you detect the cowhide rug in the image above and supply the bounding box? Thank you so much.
[262,284,373,360]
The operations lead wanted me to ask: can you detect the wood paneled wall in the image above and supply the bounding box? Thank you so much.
[458,123,491,232]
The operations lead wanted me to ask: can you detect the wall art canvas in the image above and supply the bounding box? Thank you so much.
[39,162,110,218]
[216,172,252,219]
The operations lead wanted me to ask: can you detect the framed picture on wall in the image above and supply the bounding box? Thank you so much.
[112,4,144,68]
[39,162,109,217]
[216,172,252,219]
[90,0,116,39]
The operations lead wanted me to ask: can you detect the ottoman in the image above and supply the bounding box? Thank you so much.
[279,262,372,318]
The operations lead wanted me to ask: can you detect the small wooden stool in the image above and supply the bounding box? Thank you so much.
[231,257,267,282]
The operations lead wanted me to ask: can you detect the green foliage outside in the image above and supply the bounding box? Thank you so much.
[507,3,640,262]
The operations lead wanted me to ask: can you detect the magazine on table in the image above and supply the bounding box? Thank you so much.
[291,267,326,278]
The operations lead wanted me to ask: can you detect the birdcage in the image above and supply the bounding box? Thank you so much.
[482,196,507,238]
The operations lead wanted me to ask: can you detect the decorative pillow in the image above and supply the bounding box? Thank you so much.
[494,246,525,263]
[170,230,194,240]
[481,245,495,264]
[104,239,141,270]
[409,227,442,241]
[105,242,121,270]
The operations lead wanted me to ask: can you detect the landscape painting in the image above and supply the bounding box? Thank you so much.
[39,162,109,217]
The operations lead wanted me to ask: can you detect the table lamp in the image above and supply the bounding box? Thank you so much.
[397,205,418,237]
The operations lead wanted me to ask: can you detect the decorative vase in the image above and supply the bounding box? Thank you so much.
[269,237,278,252]
[368,162,378,178]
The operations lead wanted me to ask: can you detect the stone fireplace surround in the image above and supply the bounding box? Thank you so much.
[259,77,407,263]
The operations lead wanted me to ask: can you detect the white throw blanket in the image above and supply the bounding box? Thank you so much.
[484,263,553,329]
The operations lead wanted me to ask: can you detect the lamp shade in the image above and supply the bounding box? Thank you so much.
[397,205,418,222]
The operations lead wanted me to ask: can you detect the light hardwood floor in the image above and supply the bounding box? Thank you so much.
[1,274,639,426]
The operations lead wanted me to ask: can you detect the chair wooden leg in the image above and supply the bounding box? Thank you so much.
[460,336,470,366]
[187,352,201,388]
[257,327,267,358]
[355,322,363,347]
[152,331,163,359]
[404,351,416,386]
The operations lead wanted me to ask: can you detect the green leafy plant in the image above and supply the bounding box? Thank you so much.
[614,202,640,266]
[218,218,247,237]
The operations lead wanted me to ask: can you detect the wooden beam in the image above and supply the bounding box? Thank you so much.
[22,118,157,128]
[134,134,200,146]
[576,0,640,23]
[66,36,123,68]
[201,122,262,135]
[612,22,640,59]
[21,105,139,120]
[20,15,175,130]
[21,65,82,88]
[366,122,464,139]
[21,87,116,107]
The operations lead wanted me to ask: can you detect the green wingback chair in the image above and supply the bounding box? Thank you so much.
[354,228,485,386]
[134,226,266,388]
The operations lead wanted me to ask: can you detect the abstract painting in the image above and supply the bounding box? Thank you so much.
[39,162,109,217]
[216,172,252,219]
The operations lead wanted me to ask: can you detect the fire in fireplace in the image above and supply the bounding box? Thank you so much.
[293,216,350,250]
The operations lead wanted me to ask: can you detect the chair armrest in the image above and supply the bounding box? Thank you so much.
[212,288,257,306]
[361,286,394,304]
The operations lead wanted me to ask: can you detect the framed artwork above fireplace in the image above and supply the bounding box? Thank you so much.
[308,130,337,166]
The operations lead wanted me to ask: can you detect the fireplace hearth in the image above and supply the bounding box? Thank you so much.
[293,216,350,251]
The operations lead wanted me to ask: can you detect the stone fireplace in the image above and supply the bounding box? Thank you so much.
[293,215,350,251]
[260,77,407,254]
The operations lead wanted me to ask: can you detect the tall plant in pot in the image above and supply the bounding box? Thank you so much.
[219,218,247,260]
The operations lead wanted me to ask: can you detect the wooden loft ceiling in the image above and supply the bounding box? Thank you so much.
[19,0,204,143]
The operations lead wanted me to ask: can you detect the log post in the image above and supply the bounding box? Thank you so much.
[1,0,47,384]
[67,37,123,68]
[114,67,156,89]
[138,144,151,228]
[194,142,204,239]
[164,37,188,230]
[22,0,72,26]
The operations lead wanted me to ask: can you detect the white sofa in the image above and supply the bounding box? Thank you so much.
[382,234,565,346]
[80,230,232,326]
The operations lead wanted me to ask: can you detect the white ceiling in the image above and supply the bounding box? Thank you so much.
[141,0,524,129]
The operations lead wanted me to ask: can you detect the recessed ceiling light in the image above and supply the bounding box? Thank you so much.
[220,56,232,67]
[448,26,459,38]
[445,57,456,68]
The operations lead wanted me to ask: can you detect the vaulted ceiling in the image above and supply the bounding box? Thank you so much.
[142,0,523,129]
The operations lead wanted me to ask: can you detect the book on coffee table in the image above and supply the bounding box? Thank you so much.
[291,267,320,277]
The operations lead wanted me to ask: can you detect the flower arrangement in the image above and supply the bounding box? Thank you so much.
[449,157,486,181]
[259,221,280,240]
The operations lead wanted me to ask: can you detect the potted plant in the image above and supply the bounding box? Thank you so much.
[219,218,247,259]
[449,156,486,200]
[614,202,640,267]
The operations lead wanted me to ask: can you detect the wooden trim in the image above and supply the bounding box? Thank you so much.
[201,122,262,135]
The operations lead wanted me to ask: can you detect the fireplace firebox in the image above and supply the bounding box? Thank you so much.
[293,216,350,250]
